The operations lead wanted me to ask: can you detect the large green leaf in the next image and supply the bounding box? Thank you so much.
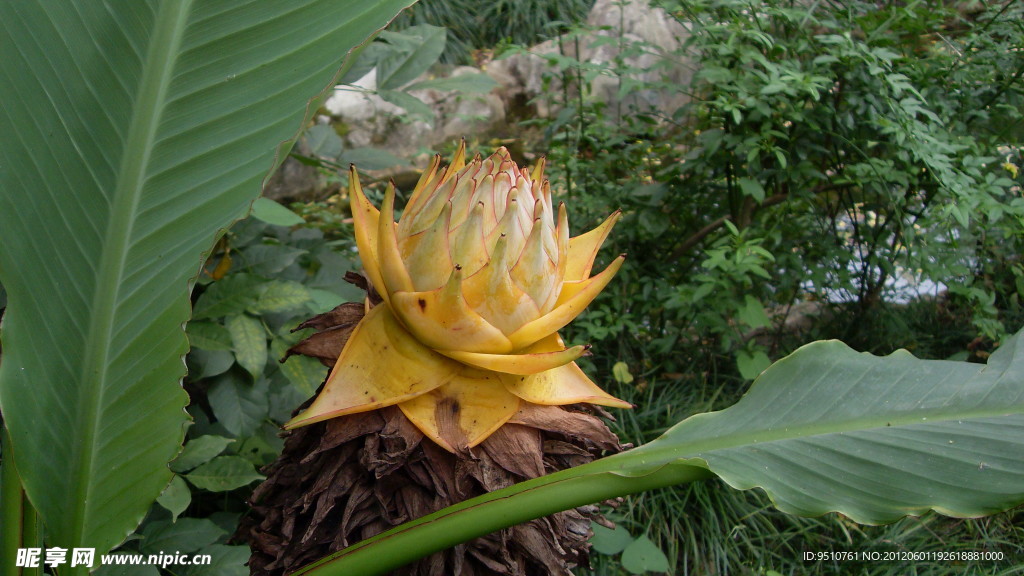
[303,331,1024,575]
[647,336,1024,523]
[0,0,411,565]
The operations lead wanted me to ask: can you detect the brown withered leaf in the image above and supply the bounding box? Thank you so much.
[235,292,624,576]
[281,325,358,367]
[281,301,364,366]
[292,301,364,333]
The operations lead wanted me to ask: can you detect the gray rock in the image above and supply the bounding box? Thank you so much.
[263,154,319,203]
[324,67,504,160]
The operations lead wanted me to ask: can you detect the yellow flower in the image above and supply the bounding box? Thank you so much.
[285,143,630,452]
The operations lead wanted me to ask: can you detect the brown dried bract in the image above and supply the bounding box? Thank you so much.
[236,281,623,575]
[280,302,364,366]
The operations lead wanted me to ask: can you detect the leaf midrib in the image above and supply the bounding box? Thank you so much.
[620,388,1021,476]
[74,0,194,547]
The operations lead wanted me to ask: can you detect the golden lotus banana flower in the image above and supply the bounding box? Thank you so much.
[285,143,630,452]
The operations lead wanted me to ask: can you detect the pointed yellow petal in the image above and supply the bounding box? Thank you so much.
[539,203,570,313]
[284,305,457,429]
[399,201,453,291]
[530,156,547,183]
[402,154,441,223]
[511,216,557,307]
[507,254,625,350]
[462,232,540,334]
[565,210,621,282]
[348,167,386,301]
[500,361,632,408]
[391,267,514,354]
[399,368,521,453]
[402,170,452,237]
[486,184,519,246]
[440,343,587,376]
[378,182,414,295]
[450,201,490,276]
[448,172,482,229]
[438,139,467,185]
[555,253,625,306]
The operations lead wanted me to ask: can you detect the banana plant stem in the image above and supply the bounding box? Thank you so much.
[2,424,40,576]
[294,454,713,576]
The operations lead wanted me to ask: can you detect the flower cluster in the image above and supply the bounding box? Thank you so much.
[286,144,629,452]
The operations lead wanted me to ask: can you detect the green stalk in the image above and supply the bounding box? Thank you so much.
[1,426,20,576]
[21,501,40,576]
[294,453,713,576]
[2,424,40,576]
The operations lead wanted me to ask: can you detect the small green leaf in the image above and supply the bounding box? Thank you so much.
[612,361,634,385]
[590,523,634,555]
[304,124,344,159]
[187,321,233,352]
[251,197,305,227]
[774,149,788,169]
[308,288,346,313]
[251,280,312,314]
[185,456,264,493]
[272,339,327,397]
[760,81,788,95]
[187,349,236,380]
[691,283,715,302]
[207,374,270,438]
[156,475,192,522]
[185,544,251,576]
[737,295,772,329]
[620,535,670,574]
[339,41,388,85]
[170,435,236,474]
[737,177,766,203]
[378,89,435,120]
[377,24,447,89]
[737,349,772,380]
[237,244,307,277]
[236,424,286,468]
[140,518,227,555]
[226,314,268,379]
[192,274,264,320]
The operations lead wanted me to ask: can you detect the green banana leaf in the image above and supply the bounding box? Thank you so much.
[300,331,1024,575]
[0,0,412,568]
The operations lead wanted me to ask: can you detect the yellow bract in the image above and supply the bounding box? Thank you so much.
[286,143,630,452]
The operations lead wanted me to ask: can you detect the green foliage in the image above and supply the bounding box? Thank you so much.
[391,0,596,64]
[516,0,1024,571]
[535,0,1024,385]
[591,523,671,575]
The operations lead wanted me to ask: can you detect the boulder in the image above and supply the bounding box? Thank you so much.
[487,0,694,120]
